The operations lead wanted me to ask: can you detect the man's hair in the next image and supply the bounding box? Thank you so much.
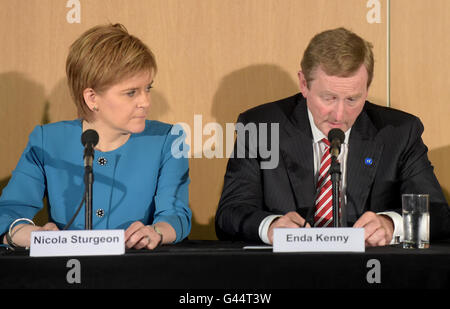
[66,23,157,121]
[300,27,374,88]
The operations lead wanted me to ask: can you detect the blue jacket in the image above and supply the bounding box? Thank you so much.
[0,120,191,242]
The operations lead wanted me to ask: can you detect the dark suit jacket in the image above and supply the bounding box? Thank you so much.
[215,93,450,242]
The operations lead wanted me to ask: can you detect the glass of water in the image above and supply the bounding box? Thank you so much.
[402,194,430,249]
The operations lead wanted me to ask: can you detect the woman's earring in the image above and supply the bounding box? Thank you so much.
[93,106,99,112]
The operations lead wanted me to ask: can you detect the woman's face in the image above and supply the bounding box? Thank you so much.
[91,70,154,135]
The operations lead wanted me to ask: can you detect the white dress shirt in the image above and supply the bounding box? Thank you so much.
[258,108,403,244]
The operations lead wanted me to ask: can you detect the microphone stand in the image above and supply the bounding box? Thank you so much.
[84,165,93,230]
[83,146,94,230]
[330,156,341,227]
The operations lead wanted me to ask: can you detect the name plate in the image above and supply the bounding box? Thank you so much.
[30,229,125,257]
[273,228,365,252]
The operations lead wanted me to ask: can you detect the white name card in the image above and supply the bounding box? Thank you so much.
[273,228,365,252]
[30,229,125,257]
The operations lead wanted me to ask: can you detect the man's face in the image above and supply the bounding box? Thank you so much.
[298,65,369,137]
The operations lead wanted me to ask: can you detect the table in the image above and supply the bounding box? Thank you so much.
[1,240,450,290]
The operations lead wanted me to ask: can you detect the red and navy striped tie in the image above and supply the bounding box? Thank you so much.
[314,138,334,227]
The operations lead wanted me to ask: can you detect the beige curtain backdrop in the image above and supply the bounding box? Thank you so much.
[0,0,447,239]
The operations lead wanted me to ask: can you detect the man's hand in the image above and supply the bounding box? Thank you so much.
[353,211,394,247]
[268,211,311,244]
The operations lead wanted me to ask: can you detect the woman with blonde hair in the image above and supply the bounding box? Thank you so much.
[0,24,191,250]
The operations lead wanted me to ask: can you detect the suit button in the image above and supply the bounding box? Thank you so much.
[97,157,107,166]
[96,209,105,218]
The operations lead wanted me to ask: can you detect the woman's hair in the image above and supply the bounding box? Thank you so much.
[66,23,157,120]
[300,27,374,88]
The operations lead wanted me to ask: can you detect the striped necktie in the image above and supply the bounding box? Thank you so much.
[314,138,334,227]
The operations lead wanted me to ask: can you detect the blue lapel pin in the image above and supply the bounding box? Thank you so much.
[365,158,373,166]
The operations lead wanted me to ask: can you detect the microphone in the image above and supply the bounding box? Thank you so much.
[304,128,346,227]
[327,128,344,227]
[81,129,99,230]
[81,129,99,167]
[328,128,345,158]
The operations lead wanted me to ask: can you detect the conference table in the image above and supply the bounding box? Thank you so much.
[1,239,450,291]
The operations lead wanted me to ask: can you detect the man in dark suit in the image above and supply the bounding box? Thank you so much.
[215,28,450,246]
